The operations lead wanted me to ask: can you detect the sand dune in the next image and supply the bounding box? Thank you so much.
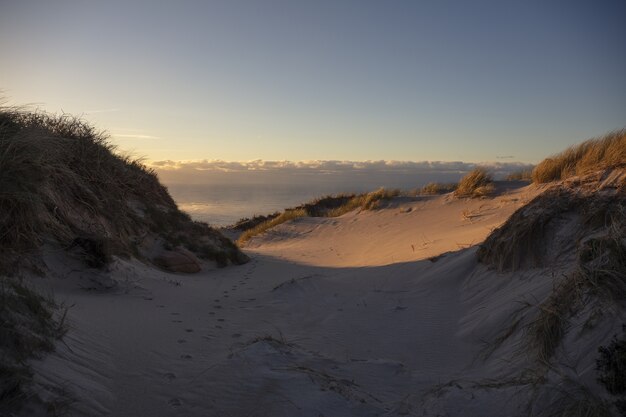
[13,169,623,416]
[17,183,534,415]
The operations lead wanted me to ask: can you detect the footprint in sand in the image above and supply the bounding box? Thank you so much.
[185,328,194,333]
[168,398,182,407]
[164,372,176,381]
[217,318,225,322]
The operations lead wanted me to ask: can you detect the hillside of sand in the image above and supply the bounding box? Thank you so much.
[18,168,623,417]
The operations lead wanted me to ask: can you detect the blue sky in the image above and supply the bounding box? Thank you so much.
[1,0,624,163]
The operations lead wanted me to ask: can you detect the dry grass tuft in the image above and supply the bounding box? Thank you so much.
[454,168,494,198]
[526,278,577,362]
[532,129,626,184]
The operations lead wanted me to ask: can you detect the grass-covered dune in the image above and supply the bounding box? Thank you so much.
[532,129,626,183]
[0,107,247,412]
[473,132,625,412]
[236,188,401,245]
[0,107,247,274]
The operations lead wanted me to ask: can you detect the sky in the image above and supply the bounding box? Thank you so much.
[1,0,625,166]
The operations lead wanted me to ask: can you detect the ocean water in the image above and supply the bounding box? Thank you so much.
[163,169,478,226]
[166,182,378,227]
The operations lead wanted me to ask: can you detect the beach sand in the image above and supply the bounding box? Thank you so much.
[24,180,617,416]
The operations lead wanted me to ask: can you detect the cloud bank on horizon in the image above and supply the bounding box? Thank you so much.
[151,159,534,188]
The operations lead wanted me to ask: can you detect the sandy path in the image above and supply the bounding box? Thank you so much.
[31,185,539,416]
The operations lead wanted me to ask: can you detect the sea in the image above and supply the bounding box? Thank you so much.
[164,174,461,227]
[166,182,380,227]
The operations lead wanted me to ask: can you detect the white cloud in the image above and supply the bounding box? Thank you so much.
[150,159,532,174]
[150,159,534,186]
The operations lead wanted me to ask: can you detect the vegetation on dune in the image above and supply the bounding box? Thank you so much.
[232,212,281,231]
[0,105,247,411]
[0,106,247,273]
[454,168,494,198]
[505,169,533,181]
[478,178,625,273]
[597,327,626,396]
[417,182,458,195]
[532,129,626,184]
[237,208,308,246]
[236,188,400,245]
[0,277,66,413]
[478,166,625,400]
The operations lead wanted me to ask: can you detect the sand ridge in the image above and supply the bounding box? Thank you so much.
[27,182,603,416]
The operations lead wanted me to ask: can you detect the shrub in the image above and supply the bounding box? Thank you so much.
[532,129,626,184]
[454,168,494,198]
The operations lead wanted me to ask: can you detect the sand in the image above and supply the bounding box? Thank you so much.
[24,182,614,416]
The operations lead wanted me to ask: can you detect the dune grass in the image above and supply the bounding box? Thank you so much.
[418,182,458,195]
[532,129,626,184]
[237,208,308,245]
[506,169,533,181]
[484,190,625,363]
[454,168,494,198]
[237,188,400,245]
[0,277,66,412]
[0,106,246,272]
[0,105,248,410]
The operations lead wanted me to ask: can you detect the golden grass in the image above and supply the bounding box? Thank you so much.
[532,129,626,183]
[454,168,494,198]
[418,182,458,195]
[0,106,247,272]
[237,188,401,245]
[237,208,307,245]
[506,169,533,181]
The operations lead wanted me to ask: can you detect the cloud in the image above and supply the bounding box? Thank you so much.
[150,159,531,173]
[150,159,535,186]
